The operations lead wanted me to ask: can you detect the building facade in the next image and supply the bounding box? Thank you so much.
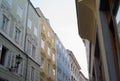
[38,8,56,81]
[25,2,41,81]
[0,0,28,81]
[67,50,81,81]
[56,35,70,81]
[0,0,41,81]
[76,0,120,81]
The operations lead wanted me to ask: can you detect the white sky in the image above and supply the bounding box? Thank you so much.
[30,0,88,78]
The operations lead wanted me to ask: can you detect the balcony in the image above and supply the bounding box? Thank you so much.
[47,56,52,62]
[47,76,52,81]
[40,68,46,77]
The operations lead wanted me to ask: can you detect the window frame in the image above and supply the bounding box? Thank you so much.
[14,26,21,44]
[2,14,10,34]
[32,45,36,58]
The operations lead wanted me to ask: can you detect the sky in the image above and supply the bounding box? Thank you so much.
[30,0,88,78]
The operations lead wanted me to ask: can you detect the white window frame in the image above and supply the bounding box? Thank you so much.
[14,26,21,44]
[2,14,10,34]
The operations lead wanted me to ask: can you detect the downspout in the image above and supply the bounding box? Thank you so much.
[24,0,30,81]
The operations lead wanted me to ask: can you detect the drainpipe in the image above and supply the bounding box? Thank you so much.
[24,0,30,81]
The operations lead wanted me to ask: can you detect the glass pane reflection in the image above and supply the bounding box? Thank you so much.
[116,5,120,38]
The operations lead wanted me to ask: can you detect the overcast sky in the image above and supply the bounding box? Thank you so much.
[30,0,88,78]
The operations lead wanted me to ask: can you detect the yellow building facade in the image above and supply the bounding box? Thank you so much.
[39,10,56,81]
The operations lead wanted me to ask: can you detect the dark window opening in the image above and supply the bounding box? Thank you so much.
[0,46,8,66]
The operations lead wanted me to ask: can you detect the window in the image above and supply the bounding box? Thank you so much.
[52,39,54,43]
[53,68,55,78]
[48,63,50,76]
[34,27,37,36]
[41,39,45,49]
[6,0,12,5]
[31,67,34,81]
[11,53,16,70]
[18,61,24,76]
[59,44,61,49]
[18,61,22,75]
[52,53,55,61]
[43,25,45,31]
[0,46,8,66]
[27,40,31,55]
[2,14,9,33]
[41,57,44,68]
[17,5,23,18]
[48,47,50,56]
[27,19,32,29]
[48,31,50,37]
[32,45,36,58]
[15,27,21,43]
[116,5,120,38]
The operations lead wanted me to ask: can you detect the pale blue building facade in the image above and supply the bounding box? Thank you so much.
[55,34,70,81]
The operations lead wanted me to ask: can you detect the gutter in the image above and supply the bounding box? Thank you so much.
[24,0,30,81]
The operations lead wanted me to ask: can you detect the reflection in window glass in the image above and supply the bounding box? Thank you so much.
[116,5,120,38]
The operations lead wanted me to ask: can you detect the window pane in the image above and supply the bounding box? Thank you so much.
[15,27,20,43]
[2,14,9,33]
[48,47,50,56]
[41,57,44,68]
[0,46,8,66]
[116,5,120,38]
[32,45,36,58]
[27,40,31,54]
[6,0,12,5]
[31,67,34,81]
[52,53,55,61]
[48,63,50,76]
[17,5,23,18]
[48,31,50,37]
[41,39,45,49]
[34,27,37,36]
[43,25,45,30]
[27,19,32,29]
